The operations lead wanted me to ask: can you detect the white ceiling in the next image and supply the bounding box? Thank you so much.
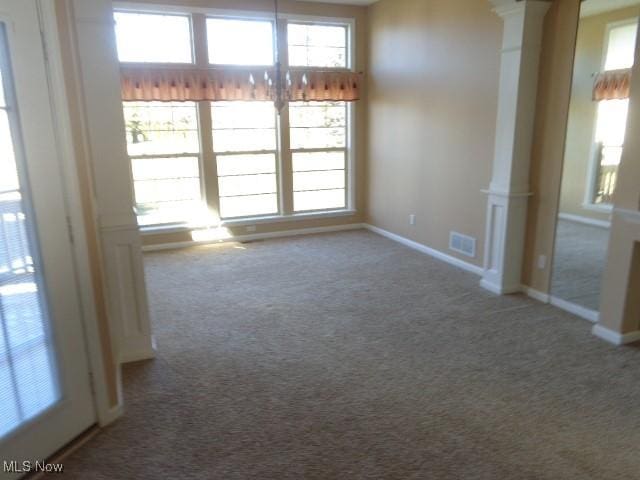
[581,0,640,17]
[296,0,379,6]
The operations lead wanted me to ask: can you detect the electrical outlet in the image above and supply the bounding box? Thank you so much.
[537,254,547,270]
[246,225,257,233]
[409,214,416,226]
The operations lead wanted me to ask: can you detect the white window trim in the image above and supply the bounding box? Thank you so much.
[285,15,357,214]
[113,3,358,231]
[583,17,638,208]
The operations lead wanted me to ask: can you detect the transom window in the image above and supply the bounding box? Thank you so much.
[114,9,355,227]
[287,23,348,68]
[114,12,193,64]
[206,18,275,66]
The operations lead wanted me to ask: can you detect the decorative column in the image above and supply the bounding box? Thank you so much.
[481,0,551,294]
[70,0,155,363]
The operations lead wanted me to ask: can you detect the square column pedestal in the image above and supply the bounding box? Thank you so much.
[481,0,551,294]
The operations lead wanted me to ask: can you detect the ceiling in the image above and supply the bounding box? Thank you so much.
[581,0,640,17]
[296,0,379,5]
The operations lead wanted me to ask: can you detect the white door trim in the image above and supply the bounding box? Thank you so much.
[37,0,122,425]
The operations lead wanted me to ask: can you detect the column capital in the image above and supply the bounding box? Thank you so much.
[490,0,551,19]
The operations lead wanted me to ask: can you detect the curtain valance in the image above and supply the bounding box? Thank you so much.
[593,68,632,101]
[121,66,362,102]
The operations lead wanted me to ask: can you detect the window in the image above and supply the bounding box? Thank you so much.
[290,102,347,211]
[114,12,193,63]
[114,11,355,227]
[288,23,348,68]
[212,102,279,218]
[1,26,60,436]
[604,22,637,70]
[123,102,203,225]
[590,21,637,205]
[207,18,274,65]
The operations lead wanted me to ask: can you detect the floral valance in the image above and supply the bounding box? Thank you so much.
[121,66,362,102]
[593,68,632,101]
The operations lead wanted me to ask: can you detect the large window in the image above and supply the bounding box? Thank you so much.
[212,102,279,218]
[290,102,347,211]
[115,9,355,227]
[123,102,203,226]
[590,21,637,206]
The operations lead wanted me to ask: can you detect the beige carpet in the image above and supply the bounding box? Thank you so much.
[57,230,640,479]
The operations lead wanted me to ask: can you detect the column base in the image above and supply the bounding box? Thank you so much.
[480,278,522,295]
[592,324,640,346]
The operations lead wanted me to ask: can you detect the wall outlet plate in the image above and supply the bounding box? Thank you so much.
[537,254,547,270]
[409,214,416,226]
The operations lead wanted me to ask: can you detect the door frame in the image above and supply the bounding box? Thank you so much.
[36,0,123,426]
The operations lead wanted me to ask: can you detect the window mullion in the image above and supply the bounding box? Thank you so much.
[191,13,208,66]
[277,18,294,215]
[279,105,294,215]
[198,102,221,222]
[191,13,221,222]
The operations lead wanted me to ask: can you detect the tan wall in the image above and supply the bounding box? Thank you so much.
[365,0,501,267]
[522,0,580,294]
[559,6,640,222]
[124,0,369,247]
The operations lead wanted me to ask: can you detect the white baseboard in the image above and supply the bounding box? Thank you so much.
[143,223,365,252]
[522,286,550,303]
[558,212,611,229]
[549,295,599,323]
[119,335,157,364]
[592,324,640,345]
[364,224,483,276]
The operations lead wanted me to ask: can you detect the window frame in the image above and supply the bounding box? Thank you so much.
[583,17,638,211]
[282,14,357,216]
[122,101,206,227]
[285,19,353,71]
[113,3,357,230]
[211,101,282,219]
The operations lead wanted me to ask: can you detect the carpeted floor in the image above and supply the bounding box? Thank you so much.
[57,230,640,479]
[551,219,609,311]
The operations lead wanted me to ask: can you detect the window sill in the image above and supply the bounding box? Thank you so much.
[139,209,357,236]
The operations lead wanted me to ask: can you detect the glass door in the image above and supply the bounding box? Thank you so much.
[0,1,95,473]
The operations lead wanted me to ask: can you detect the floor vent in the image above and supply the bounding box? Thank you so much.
[449,232,476,258]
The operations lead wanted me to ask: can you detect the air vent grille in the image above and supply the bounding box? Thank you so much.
[449,232,476,258]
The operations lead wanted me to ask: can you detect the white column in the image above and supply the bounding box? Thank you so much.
[70,0,155,363]
[481,0,551,294]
